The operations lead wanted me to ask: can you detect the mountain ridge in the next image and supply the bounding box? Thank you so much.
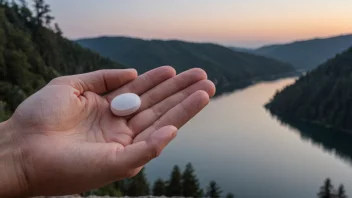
[253,34,352,70]
[76,36,296,96]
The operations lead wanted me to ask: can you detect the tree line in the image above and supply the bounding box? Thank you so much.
[81,163,235,198]
[266,47,352,132]
[0,0,124,121]
[318,178,348,198]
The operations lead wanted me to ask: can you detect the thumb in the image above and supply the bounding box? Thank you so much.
[62,126,177,192]
[115,125,178,170]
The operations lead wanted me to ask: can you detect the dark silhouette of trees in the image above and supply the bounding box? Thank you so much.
[226,192,235,198]
[317,178,349,198]
[182,163,202,197]
[206,180,222,198]
[54,22,62,36]
[33,0,52,26]
[337,184,348,198]
[124,168,150,196]
[166,165,183,196]
[318,178,334,198]
[152,178,166,196]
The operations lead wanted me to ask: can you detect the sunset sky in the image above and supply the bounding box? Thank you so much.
[47,0,352,48]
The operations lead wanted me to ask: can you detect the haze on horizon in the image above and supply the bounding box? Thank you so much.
[47,0,352,48]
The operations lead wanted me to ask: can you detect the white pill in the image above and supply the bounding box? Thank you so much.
[110,93,141,116]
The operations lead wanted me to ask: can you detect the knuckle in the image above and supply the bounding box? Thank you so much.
[149,144,160,160]
[49,76,66,84]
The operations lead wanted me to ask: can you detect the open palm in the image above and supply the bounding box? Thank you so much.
[10,66,215,196]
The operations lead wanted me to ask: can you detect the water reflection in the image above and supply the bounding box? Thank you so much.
[268,113,352,166]
[146,77,352,198]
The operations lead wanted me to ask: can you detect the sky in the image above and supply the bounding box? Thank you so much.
[47,0,352,48]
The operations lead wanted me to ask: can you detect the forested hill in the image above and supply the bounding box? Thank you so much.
[76,37,295,95]
[0,0,124,120]
[266,47,352,132]
[254,34,352,70]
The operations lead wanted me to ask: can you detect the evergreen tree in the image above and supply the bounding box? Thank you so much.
[337,184,348,198]
[152,178,166,196]
[0,0,124,121]
[198,188,204,198]
[206,181,222,198]
[33,0,52,25]
[182,162,201,197]
[125,168,150,196]
[166,165,182,196]
[226,192,235,198]
[54,22,62,36]
[318,178,334,198]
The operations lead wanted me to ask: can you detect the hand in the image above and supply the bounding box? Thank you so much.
[0,66,215,197]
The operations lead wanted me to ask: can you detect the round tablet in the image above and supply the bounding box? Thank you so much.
[110,93,141,116]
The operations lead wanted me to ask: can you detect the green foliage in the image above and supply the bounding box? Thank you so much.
[206,180,222,198]
[77,36,295,96]
[0,0,124,121]
[255,34,352,70]
[124,168,150,196]
[316,178,349,198]
[0,100,10,120]
[317,178,335,198]
[267,47,352,132]
[337,185,348,198]
[152,178,166,196]
[82,183,122,197]
[166,165,183,196]
[182,162,201,197]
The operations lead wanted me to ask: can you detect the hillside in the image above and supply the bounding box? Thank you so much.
[254,34,352,70]
[0,1,124,120]
[76,37,295,95]
[266,47,352,132]
[228,46,253,53]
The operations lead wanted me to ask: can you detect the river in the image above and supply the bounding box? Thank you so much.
[146,77,352,198]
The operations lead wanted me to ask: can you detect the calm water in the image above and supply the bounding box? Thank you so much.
[146,78,352,198]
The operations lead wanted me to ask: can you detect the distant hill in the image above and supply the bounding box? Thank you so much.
[228,46,254,53]
[266,47,352,132]
[254,34,352,70]
[76,37,295,95]
[0,1,124,120]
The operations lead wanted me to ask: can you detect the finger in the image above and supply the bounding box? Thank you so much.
[134,68,207,114]
[133,90,210,143]
[129,80,215,134]
[49,69,138,94]
[106,66,176,102]
[115,126,177,169]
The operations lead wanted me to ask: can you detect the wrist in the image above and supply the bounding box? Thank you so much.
[0,119,30,197]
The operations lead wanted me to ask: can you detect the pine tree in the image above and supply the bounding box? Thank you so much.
[337,184,348,198]
[33,0,52,26]
[198,188,204,198]
[182,162,201,197]
[166,165,182,196]
[318,178,334,198]
[125,168,150,196]
[226,192,235,198]
[206,181,222,198]
[54,22,62,36]
[152,178,166,196]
